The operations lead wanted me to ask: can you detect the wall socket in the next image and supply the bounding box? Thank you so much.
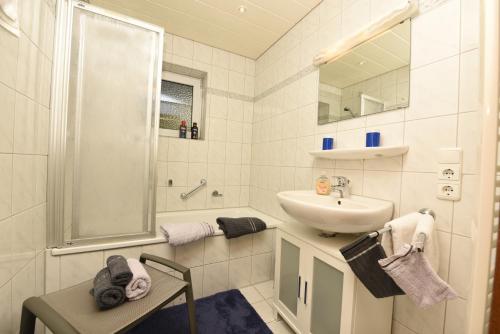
[438,163,461,181]
[437,183,461,200]
[437,148,463,201]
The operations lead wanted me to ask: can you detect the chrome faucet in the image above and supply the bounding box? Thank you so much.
[331,176,350,198]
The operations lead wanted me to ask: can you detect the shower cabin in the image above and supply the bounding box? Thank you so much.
[47,0,163,247]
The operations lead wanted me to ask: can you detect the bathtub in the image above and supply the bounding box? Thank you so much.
[46,207,282,297]
[51,207,282,256]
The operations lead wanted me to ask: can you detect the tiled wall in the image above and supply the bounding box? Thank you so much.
[45,230,275,302]
[156,34,255,212]
[249,0,479,333]
[0,0,55,332]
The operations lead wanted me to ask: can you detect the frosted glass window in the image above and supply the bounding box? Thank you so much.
[160,80,193,130]
[159,72,202,137]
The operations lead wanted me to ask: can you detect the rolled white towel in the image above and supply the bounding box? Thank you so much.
[125,258,151,301]
[160,222,214,246]
[381,212,421,257]
[412,213,440,272]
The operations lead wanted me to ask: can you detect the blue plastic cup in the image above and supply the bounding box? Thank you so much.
[322,138,334,150]
[366,132,381,147]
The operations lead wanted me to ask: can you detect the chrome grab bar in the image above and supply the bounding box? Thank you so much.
[180,179,207,200]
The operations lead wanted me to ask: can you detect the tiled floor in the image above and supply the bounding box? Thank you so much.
[239,280,295,334]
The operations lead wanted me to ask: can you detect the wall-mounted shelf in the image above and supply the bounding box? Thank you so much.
[309,145,409,160]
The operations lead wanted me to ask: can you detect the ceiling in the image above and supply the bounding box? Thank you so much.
[89,0,322,59]
[320,20,411,88]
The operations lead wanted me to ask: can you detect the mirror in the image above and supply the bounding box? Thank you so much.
[318,19,411,124]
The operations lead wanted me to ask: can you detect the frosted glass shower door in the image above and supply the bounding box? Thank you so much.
[62,2,162,242]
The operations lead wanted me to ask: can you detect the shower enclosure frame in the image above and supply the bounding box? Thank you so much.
[47,0,164,248]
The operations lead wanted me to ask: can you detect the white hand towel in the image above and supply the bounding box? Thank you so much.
[125,258,151,301]
[381,212,421,257]
[160,222,214,246]
[412,213,440,272]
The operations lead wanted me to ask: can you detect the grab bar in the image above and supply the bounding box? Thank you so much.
[180,179,207,200]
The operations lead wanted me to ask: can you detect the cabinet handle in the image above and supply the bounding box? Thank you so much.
[304,281,308,305]
[298,276,301,299]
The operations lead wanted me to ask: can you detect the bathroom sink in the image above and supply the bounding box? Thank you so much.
[277,191,394,233]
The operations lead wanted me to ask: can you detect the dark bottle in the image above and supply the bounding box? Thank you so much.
[179,120,187,138]
[191,122,199,139]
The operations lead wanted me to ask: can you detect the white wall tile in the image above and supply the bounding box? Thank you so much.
[452,175,477,237]
[448,234,473,298]
[457,111,480,174]
[0,83,15,153]
[459,49,479,113]
[175,239,204,268]
[202,261,228,297]
[229,234,252,259]
[460,0,479,52]
[407,56,459,120]
[251,253,273,284]
[204,235,229,264]
[0,281,12,333]
[229,256,251,288]
[410,0,460,68]
[0,154,12,220]
[403,115,457,172]
[172,36,193,59]
[0,27,19,88]
[444,297,468,334]
[193,42,212,64]
[60,251,103,289]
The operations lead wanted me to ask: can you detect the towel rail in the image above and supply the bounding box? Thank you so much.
[180,179,207,200]
[368,208,436,250]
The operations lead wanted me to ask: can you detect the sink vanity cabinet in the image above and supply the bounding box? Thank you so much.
[274,223,393,334]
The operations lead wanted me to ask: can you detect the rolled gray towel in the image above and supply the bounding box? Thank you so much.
[90,268,126,310]
[216,217,266,239]
[106,255,133,286]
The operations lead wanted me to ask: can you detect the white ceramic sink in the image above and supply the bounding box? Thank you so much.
[277,190,394,233]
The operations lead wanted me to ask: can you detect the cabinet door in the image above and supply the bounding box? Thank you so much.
[274,230,308,332]
[303,247,356,334]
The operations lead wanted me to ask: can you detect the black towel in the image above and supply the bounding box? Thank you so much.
[340,234,404,298]
[90,268,126,310]
[216,217,267,239]
[106,255,133,286]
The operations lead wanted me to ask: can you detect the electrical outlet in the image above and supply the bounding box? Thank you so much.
[437,183,461,200]
[438,164,461,181]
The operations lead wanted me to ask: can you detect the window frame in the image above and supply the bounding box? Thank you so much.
[159,71,202,138]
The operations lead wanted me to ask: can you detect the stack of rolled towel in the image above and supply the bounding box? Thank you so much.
[90,255,152,310]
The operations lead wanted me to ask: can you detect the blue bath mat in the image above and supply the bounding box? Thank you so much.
[127,289,272,334]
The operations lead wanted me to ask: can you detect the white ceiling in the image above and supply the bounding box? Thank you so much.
[320,20,411,88]
[89,0,322,59]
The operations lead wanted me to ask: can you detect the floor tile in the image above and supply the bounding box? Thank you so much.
[268,320,295,334]
[252,300,276,323]
[255,280,274,299]
[239,286,264,304]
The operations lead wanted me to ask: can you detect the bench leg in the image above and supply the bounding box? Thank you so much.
[20,303,36,334]
[183,271,197,334]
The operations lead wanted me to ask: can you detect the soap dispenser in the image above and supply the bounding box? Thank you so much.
[315,172,331,195]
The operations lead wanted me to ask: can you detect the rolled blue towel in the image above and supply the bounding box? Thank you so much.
[106,255,133,286]
[90,268,126,310]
